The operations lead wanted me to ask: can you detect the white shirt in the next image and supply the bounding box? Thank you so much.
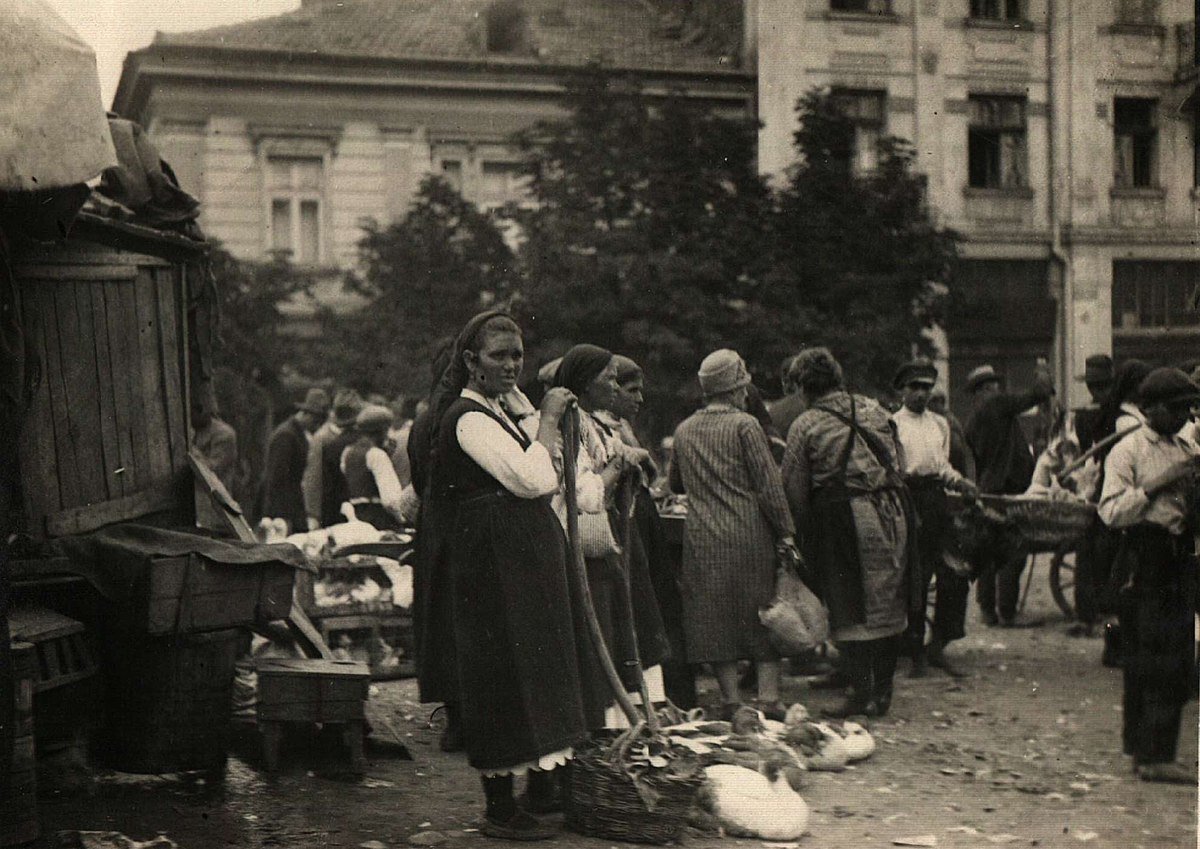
[1098,426,1196,534]
[455,389,560,499]
[891,406,963,485]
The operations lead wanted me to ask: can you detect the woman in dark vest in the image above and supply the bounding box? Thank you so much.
[339,404,405,530]
[426,311,589,840]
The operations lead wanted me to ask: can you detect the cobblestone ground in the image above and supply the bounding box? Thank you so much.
[35,563,1198,849]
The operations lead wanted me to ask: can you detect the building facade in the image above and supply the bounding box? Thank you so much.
[756,0,1198,409]
[112,0,754,326]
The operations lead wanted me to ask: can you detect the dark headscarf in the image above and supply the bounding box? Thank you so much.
[554,344,614,397]
[426,310,520,448]
[612,354,643,386]
[1094,358,1152,460]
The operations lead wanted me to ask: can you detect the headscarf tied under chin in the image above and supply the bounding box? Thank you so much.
[553,343,614,397]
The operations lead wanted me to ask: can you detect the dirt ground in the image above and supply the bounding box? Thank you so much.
[34,564,1198,849]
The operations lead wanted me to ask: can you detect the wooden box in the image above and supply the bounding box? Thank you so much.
[135,554,297,635]
[256,658,370,723]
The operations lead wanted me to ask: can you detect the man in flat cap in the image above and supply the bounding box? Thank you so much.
[964,361,1054,625]
[1098,368,1200,784]
[891,359,977,677]
[260,387,329,535]
[340,404,405,530]
[1074,354,1114,453]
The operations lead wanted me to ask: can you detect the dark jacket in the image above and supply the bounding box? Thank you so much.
[261,416,311,532]
[319,428,359,526]
[966,385,1053,495]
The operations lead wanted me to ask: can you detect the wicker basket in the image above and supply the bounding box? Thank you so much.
[566,746,703,844]
[981,495,1096,550]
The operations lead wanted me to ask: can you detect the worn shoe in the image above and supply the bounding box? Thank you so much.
[750,699,788,722]
[981,610,1000,627]
[822,698,871,719]
[909,654,928,679]
[517,791,563,816]
[927,649,968,679]
[1135,762,1197,784]
[483,810,559,841]
[1066,622,1095,638]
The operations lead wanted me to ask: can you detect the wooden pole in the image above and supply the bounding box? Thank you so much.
[561,407,642,729]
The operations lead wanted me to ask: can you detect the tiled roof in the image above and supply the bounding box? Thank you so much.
[153,0,745,74]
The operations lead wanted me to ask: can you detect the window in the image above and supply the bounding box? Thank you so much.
[1113,261,1200,331]
[968,95,1027,189]
[441,160,464,193]
[267,157,323,264]
[1115,0,1159,26]
[830,0,892,13]
[831,89,887,174]
[480,161,525,207]
[1114,98,1158,188]
[969,0,1022,20]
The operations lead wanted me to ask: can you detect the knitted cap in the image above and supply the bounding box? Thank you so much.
[698,349,750,396]
[1138,368,1200,407]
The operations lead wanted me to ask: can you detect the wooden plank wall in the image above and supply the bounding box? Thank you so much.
[15,243,191,537]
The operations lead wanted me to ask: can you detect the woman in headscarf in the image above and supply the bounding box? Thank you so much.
[589,355,677,712]
[670,349,799,720]
[549,344,657,726]
[781,347,917,718]
[424,311,589,840]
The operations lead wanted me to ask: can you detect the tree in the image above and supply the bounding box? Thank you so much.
[769,89,959,396]
[344,175,519,396]
[511,66,777,431]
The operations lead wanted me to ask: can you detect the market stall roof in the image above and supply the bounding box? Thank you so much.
[0,0,116,191]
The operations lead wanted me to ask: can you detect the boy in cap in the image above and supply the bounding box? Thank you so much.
[891,359,977,677]
[1098,367,1200,783]
[261,388,329,534]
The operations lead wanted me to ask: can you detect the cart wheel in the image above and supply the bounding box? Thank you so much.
[1049,548,1075,619]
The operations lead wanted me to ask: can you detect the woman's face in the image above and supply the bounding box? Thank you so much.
[611,375,644,420]
[580,358,618,410]
[466,330,523,398]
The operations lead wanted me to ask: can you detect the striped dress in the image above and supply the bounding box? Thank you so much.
[669,405,795,663]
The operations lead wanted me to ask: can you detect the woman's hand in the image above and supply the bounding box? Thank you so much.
[540,387,577,423]
[599,453,626,493]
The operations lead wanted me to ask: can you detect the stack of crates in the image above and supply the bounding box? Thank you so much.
[1,641,39,846]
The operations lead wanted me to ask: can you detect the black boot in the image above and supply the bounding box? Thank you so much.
[482,774,556,841]
[520,767,564,814]
[440,703,464,753]
[823,642,871,718]
[869,636,901,717]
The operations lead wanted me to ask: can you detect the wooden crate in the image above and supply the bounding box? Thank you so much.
[256,658,370,723]
[96,628,240,774]
[7,607,98,694]
[133,554,297,635]
[1,642,39,847]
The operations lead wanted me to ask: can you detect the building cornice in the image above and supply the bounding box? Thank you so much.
[112,43,755,118]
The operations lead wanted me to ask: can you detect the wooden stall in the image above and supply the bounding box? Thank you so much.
[12,212,202,539]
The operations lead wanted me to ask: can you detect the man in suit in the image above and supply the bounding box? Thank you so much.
[303,388,363,529]
[261,388,329,534]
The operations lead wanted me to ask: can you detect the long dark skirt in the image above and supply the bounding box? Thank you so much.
[413,498,458,705]
[1116,525,1197,765]
[449,493,589,772]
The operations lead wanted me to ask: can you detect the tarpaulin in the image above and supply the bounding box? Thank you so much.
[0,0,116,190]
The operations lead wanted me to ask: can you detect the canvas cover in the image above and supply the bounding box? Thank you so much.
[0,0,116,190]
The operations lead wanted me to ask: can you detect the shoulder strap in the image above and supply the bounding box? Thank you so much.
[816,396,899,479]
[460,399,532,449]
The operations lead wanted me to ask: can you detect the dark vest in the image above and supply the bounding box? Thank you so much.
[320,427,359,524]
[342,436,381,501]
[431,397,531,503]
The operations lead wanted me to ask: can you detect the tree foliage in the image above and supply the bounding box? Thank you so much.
[343,175,519,395]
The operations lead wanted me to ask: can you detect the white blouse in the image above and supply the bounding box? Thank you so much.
[456,389,558,499]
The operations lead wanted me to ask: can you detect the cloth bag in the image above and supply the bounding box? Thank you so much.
[579,509,621,558]
[759,566,829,654]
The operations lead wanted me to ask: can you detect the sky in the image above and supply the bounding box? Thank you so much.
[47,0,301,107]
